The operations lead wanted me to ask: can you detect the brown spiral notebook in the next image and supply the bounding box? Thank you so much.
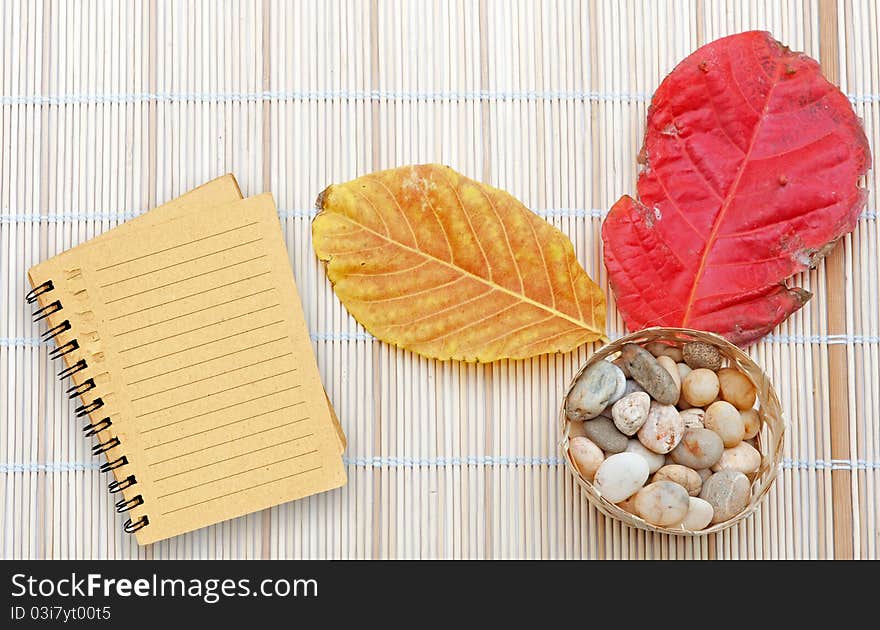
[27,177,347,544]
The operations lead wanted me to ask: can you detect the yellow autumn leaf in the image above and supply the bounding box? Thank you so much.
[312,164,606,362]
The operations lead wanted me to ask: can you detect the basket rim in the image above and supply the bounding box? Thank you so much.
[560,326,787,536]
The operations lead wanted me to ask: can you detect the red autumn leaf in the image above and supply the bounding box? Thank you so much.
[602,31,871,346]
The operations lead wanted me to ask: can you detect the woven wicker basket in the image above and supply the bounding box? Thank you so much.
[560,327,785,535]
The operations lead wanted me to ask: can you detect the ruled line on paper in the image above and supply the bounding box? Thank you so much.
[118,305,280,353]
[156,450,319,500]
[141,390,303,436]
[153,437,316,483]
[104,254,268,304]
[126,336,287,385]
[98,237,264,287]
[94,221,259,271]
[112,287,276,337]
[160,466,324,516]
[121,320,284,369]
[109,271,274,321]
[148,423,312,466]
[129,352,294,401]
[134,370,298,418]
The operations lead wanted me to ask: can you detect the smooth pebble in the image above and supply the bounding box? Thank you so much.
[679,497,714,531]
[567,420,588,439]
[741,408,761,440]
[625,439,666,473]
[681,368,720,407]
[669,428,724,469]
[581,417,628,454]
[696,468,713,483]
[653,464,702,496]
[620,343,679,405]
[676,362,692,382]
[611,392,651,436]
[623,379,646,396]
[704,400,745,448]
[616,494,639,515]
[566,360,627,421]
[645,341,683,363]
[569,437,605,481]
[634,481,690,526]
[700,470,750,523]
[593,453,650,503]
[608,370,628,406]
[717,367,757,411]
[711,442,761,474]
[637,401,686,454]
[656,355,681,405]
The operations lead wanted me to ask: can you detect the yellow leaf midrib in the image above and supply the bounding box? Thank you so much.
[323,211,601,336]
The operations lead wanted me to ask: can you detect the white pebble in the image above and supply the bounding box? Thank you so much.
[625,439,666,473]
[711,442,761,474]
[612,391,651,436]
[679,497,714,531]
[633,481,690,526]
[676,362,692,382]
[637,401,686,454]
[593,453,650,503]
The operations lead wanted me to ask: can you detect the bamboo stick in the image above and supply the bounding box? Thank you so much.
[819,0,854,561]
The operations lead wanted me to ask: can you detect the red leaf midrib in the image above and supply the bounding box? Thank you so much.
[680,54,785,327]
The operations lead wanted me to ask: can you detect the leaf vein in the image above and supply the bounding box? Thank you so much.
[345,259,432,278]
[680,60,785,326]
[345,275,467,304]
[328,213,597,332]
[369,175,421,249]
[437,168,495,282]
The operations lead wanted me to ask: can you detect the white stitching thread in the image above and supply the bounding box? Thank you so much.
[0,207,608,223]
[3,208,875,223]
[4,333,880,347]
[2,458,879,473]
[0,90,651,105]
[1,90,878,106]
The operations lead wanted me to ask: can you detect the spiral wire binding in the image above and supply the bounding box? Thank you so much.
[49,339,79,359]
[28,279,148,535]
[42,319,71,340]
[58,358,88,380]
[68,378,96,398]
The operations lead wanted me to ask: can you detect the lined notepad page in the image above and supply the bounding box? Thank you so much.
[58,194,345,544]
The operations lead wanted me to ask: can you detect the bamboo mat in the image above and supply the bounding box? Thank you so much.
[1,0,877,560]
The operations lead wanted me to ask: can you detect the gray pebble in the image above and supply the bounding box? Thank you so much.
[565,360,627,421]
[624,379,646,396]
[607,370,628,406]
[700,470,751,523]
[619,343,679,405]
[669,428,724,469]
[581,417,628,453]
